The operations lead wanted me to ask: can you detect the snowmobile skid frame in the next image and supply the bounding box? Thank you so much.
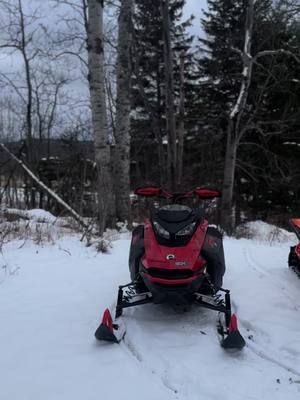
[95,282,245,349]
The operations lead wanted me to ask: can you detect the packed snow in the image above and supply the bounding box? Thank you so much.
[1,221,300,400]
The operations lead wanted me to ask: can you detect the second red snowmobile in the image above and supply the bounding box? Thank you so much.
[95,187,245,349]
[288,219,300,277]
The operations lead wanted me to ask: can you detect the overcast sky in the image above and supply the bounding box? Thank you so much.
[0,0,208,108]
[183,0,207,37]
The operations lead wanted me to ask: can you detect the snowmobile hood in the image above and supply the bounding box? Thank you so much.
[142,218,208,271]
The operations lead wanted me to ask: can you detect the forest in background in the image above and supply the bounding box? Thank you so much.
[0,0,300,234]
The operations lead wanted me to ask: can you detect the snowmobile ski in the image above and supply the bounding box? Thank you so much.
[94,309,125,343]
[220,314,246,349]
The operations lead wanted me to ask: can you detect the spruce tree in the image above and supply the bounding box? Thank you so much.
[197,0,300,224]
[131,0,196,188]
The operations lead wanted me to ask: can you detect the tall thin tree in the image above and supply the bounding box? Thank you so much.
[161,0,177,190]
[86,0,114,234]
[115,0,133,223]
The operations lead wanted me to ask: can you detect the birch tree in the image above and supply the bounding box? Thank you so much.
[114,0,133,224]
[86,0,114,235]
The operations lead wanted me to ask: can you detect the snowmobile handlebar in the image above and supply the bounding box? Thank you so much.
[134,187,221,202]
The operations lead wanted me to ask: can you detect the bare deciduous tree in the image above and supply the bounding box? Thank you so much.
[0,0,42,165]
[221,0,300,232]
[86,0,114,234]
[114,0,133,223]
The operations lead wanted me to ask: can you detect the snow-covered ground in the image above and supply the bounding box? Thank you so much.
[1,222,300,400]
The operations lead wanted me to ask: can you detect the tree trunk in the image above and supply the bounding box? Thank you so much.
[0,143,88,229]
[86,0,114,235]
[18,0,33,165]
[155,62,166,185]
[114,0,133,224]
[221,0,255,232]
[221,121,238,233]
[177,51,185,188]
[19,0,35,207]
[161,0,177,191]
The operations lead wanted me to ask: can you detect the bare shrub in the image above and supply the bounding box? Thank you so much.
[0,219,62,246]
[234,224,256,240]
[95,239,111,253]
[235,221,293,244]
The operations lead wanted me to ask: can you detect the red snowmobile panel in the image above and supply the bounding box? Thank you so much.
[291,219,300,229]
[142,218,208,275]
[295,243,300,259]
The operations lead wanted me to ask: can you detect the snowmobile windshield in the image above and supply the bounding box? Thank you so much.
[159,204,192,212]
[158,205,192,223]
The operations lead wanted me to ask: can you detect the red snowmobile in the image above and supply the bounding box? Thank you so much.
[95,187,245,349]
[288,219,300,276]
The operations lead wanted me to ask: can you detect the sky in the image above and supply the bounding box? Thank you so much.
[183,0,207,37]
[0,0,208,137]
[0,0,207,74]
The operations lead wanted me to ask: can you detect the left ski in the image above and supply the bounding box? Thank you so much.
[94,309,126,343]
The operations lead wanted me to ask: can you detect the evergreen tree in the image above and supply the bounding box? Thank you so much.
[131,0,196,188]
[197,0,300,225]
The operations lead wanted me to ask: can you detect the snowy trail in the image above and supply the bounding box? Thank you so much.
[1,232,300,399]
[0,238,176,400]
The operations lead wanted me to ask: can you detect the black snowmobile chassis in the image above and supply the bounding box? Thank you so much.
[95,282,245,349]
[115,282,232,328]
[115,282,154,318]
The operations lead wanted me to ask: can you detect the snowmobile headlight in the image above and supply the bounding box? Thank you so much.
[153,221,170,239]
[176,222,196,237]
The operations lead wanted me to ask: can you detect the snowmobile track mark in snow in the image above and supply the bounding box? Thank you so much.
[243,247,299,311]
[243,247,267,278]
[247,342,300,378]
[121,335,179,396]
[235,309,300,378]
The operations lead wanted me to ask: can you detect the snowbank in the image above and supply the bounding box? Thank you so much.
[3,208,57,223]
[236,220,296,245]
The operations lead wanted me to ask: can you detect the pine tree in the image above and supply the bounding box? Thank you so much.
[197,0,300,226]
[131,0,196,188]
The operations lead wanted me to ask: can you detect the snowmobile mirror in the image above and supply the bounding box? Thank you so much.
[134,187,162,197]
[194,188,221,199]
